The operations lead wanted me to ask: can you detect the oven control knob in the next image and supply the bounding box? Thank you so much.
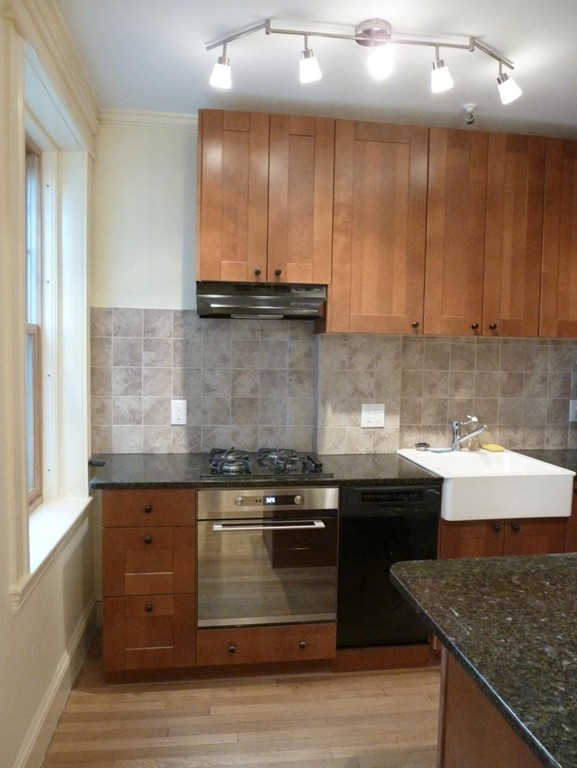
[294,494,304,505]
[234,496,244,506]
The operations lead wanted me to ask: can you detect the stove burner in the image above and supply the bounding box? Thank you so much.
[204,447,330,479]
[209,448,251,476]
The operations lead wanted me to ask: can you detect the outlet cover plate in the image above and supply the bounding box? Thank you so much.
[361,403,385,428]
[171,399,187,425]
[570,400,577,423]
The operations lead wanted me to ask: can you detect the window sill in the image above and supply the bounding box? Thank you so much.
[10,496,93,612]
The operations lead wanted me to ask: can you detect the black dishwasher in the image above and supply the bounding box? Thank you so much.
[337,484,441,648]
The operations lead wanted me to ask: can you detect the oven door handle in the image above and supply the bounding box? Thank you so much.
[212,520,326,532]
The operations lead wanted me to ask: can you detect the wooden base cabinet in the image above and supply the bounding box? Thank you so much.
[438,517,566,559]
[196,623,336,667]
[102,489,196,673]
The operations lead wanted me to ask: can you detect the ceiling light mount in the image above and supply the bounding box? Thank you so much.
[354,19,392,47]
[206,18,520,105]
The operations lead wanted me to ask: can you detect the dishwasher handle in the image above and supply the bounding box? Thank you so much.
[212,520,326,532]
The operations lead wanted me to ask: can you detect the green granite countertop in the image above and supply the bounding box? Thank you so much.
[391,554,577,768]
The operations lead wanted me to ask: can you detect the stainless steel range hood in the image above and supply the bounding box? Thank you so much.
[196,281,327,319]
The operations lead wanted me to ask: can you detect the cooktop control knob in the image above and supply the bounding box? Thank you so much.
[234,496,244,506]
[294,494,304,505]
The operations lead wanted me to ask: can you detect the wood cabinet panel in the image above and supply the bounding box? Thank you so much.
[424,128,488,335]
[438,517,567,559]
[102,488,195,527]
[103,594,196,671]
[439,650,542,768]
[102,525,195,596]
[541,138,577,337]
[564,482,577,551]
[197,110,269,282]
[196,623,336,666]
[328,120,428,333]
[268,114,334,284]
[483,133,545,337]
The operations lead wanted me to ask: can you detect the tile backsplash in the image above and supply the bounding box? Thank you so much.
[90,307,577,454]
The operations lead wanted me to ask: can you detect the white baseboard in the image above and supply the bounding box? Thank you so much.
[13,598,97,768]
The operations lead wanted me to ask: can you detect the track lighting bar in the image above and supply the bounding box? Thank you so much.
[207,18,521,104]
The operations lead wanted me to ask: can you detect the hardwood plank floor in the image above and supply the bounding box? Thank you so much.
[42,639,440,768]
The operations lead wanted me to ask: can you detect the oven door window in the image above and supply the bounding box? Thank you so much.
[197,509,338,628]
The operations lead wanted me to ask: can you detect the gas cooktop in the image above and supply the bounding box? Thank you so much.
[200,447,334,480]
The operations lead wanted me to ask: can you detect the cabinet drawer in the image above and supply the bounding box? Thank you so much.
[196,623,336,666]
[103,594,196,671]
[102,525,195,596]
[102,489,195,527]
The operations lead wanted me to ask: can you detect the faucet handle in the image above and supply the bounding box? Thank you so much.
[464,414,478,425]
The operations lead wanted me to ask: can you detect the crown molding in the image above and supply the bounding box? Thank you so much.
[99,109,199,130]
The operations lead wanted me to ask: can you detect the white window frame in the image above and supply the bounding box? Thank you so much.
[10,43,92,611]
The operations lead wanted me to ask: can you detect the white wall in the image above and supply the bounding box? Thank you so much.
[91,111,198,310]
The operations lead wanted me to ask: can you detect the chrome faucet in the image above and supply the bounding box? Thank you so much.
[451,415,488,451]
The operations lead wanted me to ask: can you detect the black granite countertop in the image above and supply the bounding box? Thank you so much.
[89,449,577,490]
[89,452,443,489]
[391,554,577,768]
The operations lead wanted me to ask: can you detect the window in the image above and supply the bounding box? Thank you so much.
[25,147,42,508]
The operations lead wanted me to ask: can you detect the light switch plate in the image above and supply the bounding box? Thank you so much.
[570,400,577,423]
[361,403,385,428]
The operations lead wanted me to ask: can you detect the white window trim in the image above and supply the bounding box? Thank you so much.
[9,42,92,612]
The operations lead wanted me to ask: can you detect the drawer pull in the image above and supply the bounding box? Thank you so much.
[144,505,153,513]
[228,644,236,654]
[144,603,154,612]
[143,535,153,544]
[299,640,307,649]
[511,523,521,532]
[492,524,501,532]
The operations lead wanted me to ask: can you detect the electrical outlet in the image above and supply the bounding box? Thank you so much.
[361,403,385,428]
[171,399,187,425]
[570,400,577,423]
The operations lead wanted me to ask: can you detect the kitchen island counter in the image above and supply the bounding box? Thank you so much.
[391,553,577,768]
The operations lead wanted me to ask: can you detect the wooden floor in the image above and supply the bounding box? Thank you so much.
[42,640,440,768]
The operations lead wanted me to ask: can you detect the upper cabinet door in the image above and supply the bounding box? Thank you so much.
[197,110,269,282]
[328,120,428,333]
[483,133,545,337]
[268,115,335,284]
[540,138,577,337]
[424,129,488,335]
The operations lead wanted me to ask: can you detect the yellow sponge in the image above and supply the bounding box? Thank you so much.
[481,443,505,452]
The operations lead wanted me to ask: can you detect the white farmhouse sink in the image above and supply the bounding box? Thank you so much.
[397,448,575,521]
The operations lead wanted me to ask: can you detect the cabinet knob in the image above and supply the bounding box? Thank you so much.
[254,268,262,276]
[471,323,479,331]
[511,523,521,532]
[492,524,501,533]
[299,640,307,649]
[489,323,497,331]
[411,321,420,329]
[143,535,152,544]
[144,603,154,612]
[274,268,282,277]
[144,505,153,514]
[228,644,236,654]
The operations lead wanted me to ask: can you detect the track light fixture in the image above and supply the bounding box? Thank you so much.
[209,43,231,89]
[299,36,322,83]
[206,18,521,105]
[497,62,522,104]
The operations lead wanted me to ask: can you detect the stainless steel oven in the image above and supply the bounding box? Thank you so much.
[197,486,339,628]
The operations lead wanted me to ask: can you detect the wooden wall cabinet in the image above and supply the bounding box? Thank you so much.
[327,120,428,333]
[438,516,567,559]
[540,139,577,337]
[197,109,334,285]
[102,489,196,673]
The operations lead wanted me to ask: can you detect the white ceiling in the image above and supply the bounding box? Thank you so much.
[54,0,577,138]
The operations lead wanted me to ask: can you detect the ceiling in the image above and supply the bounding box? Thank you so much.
[53,0,577,138]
